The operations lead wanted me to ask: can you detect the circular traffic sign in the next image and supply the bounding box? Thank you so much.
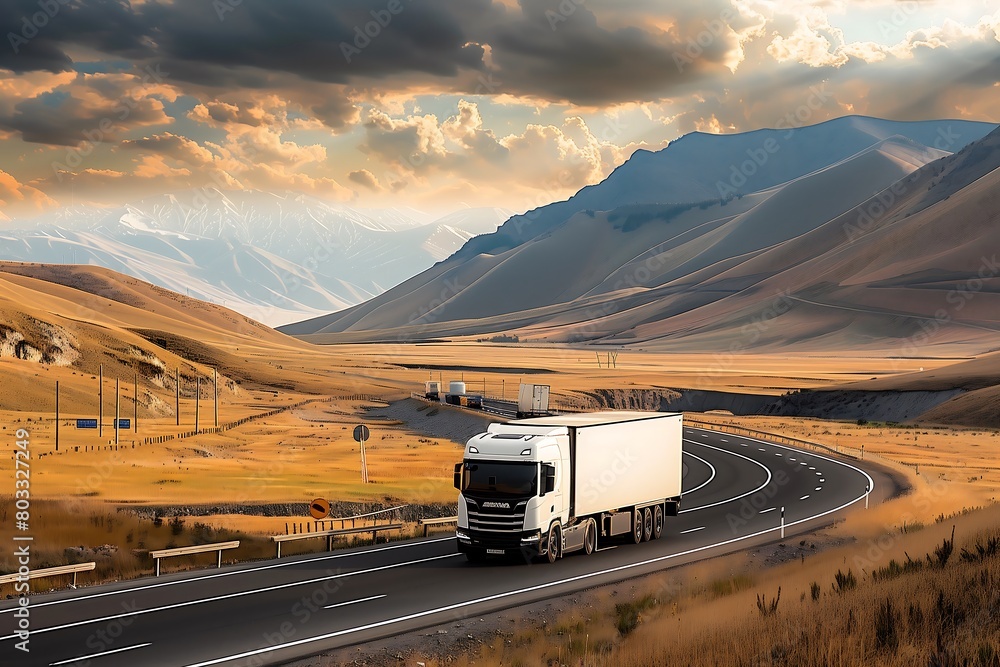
[353,424,370,443]
[309,498,331,520]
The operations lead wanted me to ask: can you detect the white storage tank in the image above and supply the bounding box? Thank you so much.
[449,381,466,395]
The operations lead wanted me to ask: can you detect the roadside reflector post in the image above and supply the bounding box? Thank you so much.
[780,507,785,539]
[865,483,870,510]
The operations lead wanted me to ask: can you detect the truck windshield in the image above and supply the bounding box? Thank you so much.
[464,461,537,497]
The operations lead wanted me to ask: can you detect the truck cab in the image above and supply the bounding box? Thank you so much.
[455,423,569,562]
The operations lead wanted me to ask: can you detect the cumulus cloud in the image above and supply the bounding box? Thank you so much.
[0,168,56,217]
[348,169,384,192]
[0,71,176,146]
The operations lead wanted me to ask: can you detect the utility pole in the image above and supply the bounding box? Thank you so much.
[213,368,219,428]
[134,373,138,433]
[99,364,104,437]
[115,378,120,446]
[55,381,59,452]
[175,368,180,426]
[195,377,200,434]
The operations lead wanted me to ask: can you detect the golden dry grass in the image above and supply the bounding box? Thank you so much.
[422,503,1000,667]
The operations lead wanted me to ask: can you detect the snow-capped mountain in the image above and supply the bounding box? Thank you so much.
[0,190,511,325]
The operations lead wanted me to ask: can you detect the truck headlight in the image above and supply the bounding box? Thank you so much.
[456,531,470,542]
[520,533,540,543]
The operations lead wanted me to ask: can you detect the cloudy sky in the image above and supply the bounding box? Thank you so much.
[0,0,998,219]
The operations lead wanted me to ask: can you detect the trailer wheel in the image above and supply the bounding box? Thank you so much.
[546,523,561,564]
[642,507,653,542]
[583,519,597,555]
[632,508,643,544]
[653,505,664,540]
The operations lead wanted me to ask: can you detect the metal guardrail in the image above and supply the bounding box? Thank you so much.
[149,541,240,576]
[685,418,856,460]
[0,562,95,588]
[418,516,458,537]
[271,524,403,558]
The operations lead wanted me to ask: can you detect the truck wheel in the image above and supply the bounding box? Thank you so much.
[547,523,561,564]
[653,505,664,540]
[632,509,643,544]
[583,519,597,555]
[642,507,653,542]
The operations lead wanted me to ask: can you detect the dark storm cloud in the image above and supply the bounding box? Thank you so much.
[1,0,733,106]
[0,0,149,73]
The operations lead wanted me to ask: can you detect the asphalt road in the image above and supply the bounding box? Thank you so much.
[2,427,882,667]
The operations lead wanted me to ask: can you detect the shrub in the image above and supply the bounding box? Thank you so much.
[875,598,899,652]
[833,569,857,594]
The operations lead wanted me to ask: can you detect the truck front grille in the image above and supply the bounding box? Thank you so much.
[466,499,526,533]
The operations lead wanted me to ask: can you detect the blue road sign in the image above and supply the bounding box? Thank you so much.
[76,419,98,429]
[116,419,131,429]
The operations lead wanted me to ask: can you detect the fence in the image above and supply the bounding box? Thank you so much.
[149,541,240,576]
[0,562,95,588]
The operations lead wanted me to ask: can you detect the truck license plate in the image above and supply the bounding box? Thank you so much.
[486,548,505,555]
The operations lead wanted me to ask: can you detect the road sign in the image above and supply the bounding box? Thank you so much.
[116,419,131,429]
[309,498,331,520]
[76,419,98,429]
[353,425,370,442]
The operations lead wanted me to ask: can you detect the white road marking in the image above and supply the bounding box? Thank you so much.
[775,453,782,457]
[815,471,822,475]
[680,527,705,534]
[820,478,825,482]
[682,451,717,494]
[0,537,455,616]
[680,440,772,513]
[596,546,618,552]
[815,487,822,491]
[720,438,728,442]
[740,443,748,447]
[809,466,815,470]
[800,462,808,466]
[758,447,766,451]
[324,595,386,610]
[789,458,796,461]
[50,643,152,665]
[759,508,776,514]
[0,554,458,641]
[800,495,810,500]
[177,464,876,667]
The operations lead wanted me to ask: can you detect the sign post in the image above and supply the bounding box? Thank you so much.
[353,425,371,484]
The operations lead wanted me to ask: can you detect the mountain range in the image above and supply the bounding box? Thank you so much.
[282,116,1000,357]
[0,192,510,325]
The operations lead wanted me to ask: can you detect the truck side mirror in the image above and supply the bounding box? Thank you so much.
[454,462,463,490]
[541,464,556,495]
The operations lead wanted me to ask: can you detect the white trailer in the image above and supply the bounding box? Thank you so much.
[516,383,550,417]
[454,411,683,563]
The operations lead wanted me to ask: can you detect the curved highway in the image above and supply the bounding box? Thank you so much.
[1,427,882,667]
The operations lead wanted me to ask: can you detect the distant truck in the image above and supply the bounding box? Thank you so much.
[516,383,550,418]
[424,381,441,400]
[444,380,483,409]
[454,411,682,563]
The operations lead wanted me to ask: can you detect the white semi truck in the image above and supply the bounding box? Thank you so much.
[454,411,683,563]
